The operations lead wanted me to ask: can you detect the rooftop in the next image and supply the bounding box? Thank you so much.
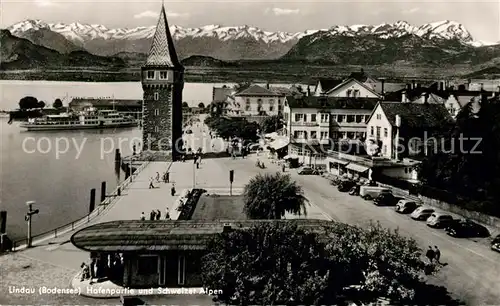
[70,219,335,252]
[234,85,282,97]
[377,102,452,129]
[316,78,343,92]
[190,194,246,221]
[286,95,379,110]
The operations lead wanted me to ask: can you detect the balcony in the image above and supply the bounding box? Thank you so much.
[291,121,319,127]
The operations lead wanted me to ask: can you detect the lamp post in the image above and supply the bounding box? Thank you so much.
[193,158,196,189]
[25,201,39,248]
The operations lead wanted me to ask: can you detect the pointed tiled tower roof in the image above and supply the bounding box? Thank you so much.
[144,5,181,68]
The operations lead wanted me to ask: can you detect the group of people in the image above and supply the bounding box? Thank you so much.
[149,171,171,189]
[140,208,170,221]
[425,245,442,264]
[80,253,124,283]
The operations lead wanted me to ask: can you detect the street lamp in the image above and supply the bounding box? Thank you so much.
[25,201,39,248]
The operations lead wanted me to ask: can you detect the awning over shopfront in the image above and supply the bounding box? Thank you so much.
[327,157,349,166]
[269,137,289,150]
[346,163,369,173]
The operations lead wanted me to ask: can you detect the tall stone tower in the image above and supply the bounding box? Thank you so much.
[141,4,184,160]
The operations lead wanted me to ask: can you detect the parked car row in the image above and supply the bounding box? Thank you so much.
[327,175,500,254]
[297,166,324,176]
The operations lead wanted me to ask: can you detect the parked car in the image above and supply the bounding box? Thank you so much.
[410,207,435,221]
[185,129,193,134]
[445,219,490,238]
[338,180,357,192]
[491,235,500,253]
[373,193,402,206]
[359,186,392,200]
[349,184,361,196]
[395,200,421,214]
[426,212,454,228]
[297,166,314,175]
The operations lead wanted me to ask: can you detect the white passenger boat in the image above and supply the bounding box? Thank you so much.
[20,109,138,131]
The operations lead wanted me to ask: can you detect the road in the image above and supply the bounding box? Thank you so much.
[189,117,500,305]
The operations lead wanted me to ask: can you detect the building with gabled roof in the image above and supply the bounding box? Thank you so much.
[313,78,344,96]
[232,84,286,117]
[365,101,452,160]
[141,4,184,159]
[444,91,482,118]
[324,78,382,99]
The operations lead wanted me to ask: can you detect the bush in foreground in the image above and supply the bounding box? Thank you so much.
[201,221,455,305]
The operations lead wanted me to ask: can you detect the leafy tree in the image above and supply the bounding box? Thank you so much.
[182,102,189,108]
[243,172,308,219]
[201,221,449,306]
[198,102,205,109]
[19,96,39,110]
[204,116,259,142]
[417,95,500,216]
[53,98,63,108]
[260,115,282,133]
[37,101,45,109]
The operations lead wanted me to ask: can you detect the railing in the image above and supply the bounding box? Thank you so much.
[11,160,152,251]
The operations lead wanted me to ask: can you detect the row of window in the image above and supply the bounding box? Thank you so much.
[370,126,389,137]
[245,98,282,105]
[293,130,329,139]
[294,113,369,124]
[245,105,283,112]
[146,71,169,80]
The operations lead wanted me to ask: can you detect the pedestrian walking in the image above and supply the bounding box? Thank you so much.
[165,207,170,220]
[156,172,160,183]
[149,177,155,189]
[171,185,176,196]
[132,144,136,155]
[165,172,170,183]
[434,246,441,263]
[425,246,435,263]
[150,210,155,220]
[140,212,145,221]
[156,209,161,220]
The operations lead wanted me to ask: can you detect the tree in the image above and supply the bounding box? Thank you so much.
[182,102,189,108]
[37,101,45,109]
[53,98,63,108]
[201,221,449,306]
[260,115,282,133]
[19,96,39,110]
[243,172,308,219]
[198,102,205,109]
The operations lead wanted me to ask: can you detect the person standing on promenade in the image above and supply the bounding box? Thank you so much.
[150,210,155,220]
[425,246,435,263]
[171,185,176,196]
[149,177,155,189]
[156,209,161,220]
[140,212,145,220]
[156,172,160,183]
[163,171,170,183]
[165,207,170,220]
[434,246,441,264]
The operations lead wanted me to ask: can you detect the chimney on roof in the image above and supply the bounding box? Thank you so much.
[480,83,484,91]
[380,78,385,94]
[223,224,232,233]
[266,83,270,89]
[412,80,416,90]
[439,82,444,91]
[424,93,429,104]
[307,86,311,96]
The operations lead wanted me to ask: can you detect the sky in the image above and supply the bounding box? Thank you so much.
[1,0,499,43]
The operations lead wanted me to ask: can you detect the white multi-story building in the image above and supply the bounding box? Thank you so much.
[282,95,379,165]
[231,85,287,117]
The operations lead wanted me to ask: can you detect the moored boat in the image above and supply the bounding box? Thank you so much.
[20,109,138,131]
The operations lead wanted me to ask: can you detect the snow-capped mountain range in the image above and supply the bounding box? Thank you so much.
[7,19,495,46]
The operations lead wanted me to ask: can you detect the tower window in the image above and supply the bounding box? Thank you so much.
[154,92,159,100]
[147,71,155,79]
[159,71,168,80]
[155,109,159,116]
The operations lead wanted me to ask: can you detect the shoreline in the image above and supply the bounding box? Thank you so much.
[0,64,476,83]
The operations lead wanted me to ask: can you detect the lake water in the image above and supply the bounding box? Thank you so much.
[0,80,296,241]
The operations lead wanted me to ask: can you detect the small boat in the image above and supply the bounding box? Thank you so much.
[20,109,138,131]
